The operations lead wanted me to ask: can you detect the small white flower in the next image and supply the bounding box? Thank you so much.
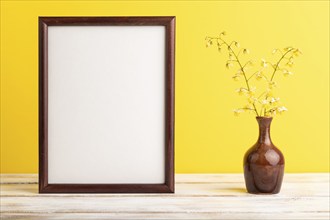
[248,96,258,104]
[266,88,274,97]
[261,59,268,67]
[226,62,234,69]
[229,53,235,60]
[284,47,293,52]
[233,109,244,116]
[236,88,248,96]
[248,86,256,96]
[260,99,269,106]
[236,68,244,75]
[286,61,294,67]
[283,69,293,77]
[277,106,288,114]
[293,49,302,57]
[266,109,277,117]
[272,49,278,54]
[243,49,250,54]
[255,72,263,81]
[232,75,240,81]
[269,81,277,89]
[269,97,280,104]
[206,39,212,47]
[246,60,254,67]
[243,104,254,113]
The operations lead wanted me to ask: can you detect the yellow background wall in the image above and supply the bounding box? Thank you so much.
[1,0,329,173]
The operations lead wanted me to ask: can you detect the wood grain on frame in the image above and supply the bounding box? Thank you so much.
[39,17,175,193]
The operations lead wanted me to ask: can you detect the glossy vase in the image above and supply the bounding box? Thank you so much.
[243,117,285,194]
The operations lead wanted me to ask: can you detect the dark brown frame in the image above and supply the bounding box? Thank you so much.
[39,17,175,193]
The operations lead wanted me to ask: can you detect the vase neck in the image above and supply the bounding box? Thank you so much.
[256,117,272,144]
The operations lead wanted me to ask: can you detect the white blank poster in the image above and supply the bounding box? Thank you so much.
[47,26,165,184]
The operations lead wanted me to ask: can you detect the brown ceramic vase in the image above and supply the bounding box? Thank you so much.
[243,117,285,194]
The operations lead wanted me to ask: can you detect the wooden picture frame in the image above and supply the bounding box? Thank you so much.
[39,17,175,193]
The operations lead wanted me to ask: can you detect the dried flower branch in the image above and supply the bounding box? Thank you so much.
[205,32,301,117]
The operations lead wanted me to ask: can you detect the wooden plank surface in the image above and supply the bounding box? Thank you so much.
[0,174,329,220]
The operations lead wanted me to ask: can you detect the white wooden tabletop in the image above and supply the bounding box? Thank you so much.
[0,174,329,219]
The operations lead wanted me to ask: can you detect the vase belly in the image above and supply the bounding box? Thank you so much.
[244,163,284,194]
[243,117,285,194]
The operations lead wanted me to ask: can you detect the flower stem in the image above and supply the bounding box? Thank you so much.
[223,41,259,116]
[270,48,294,81]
